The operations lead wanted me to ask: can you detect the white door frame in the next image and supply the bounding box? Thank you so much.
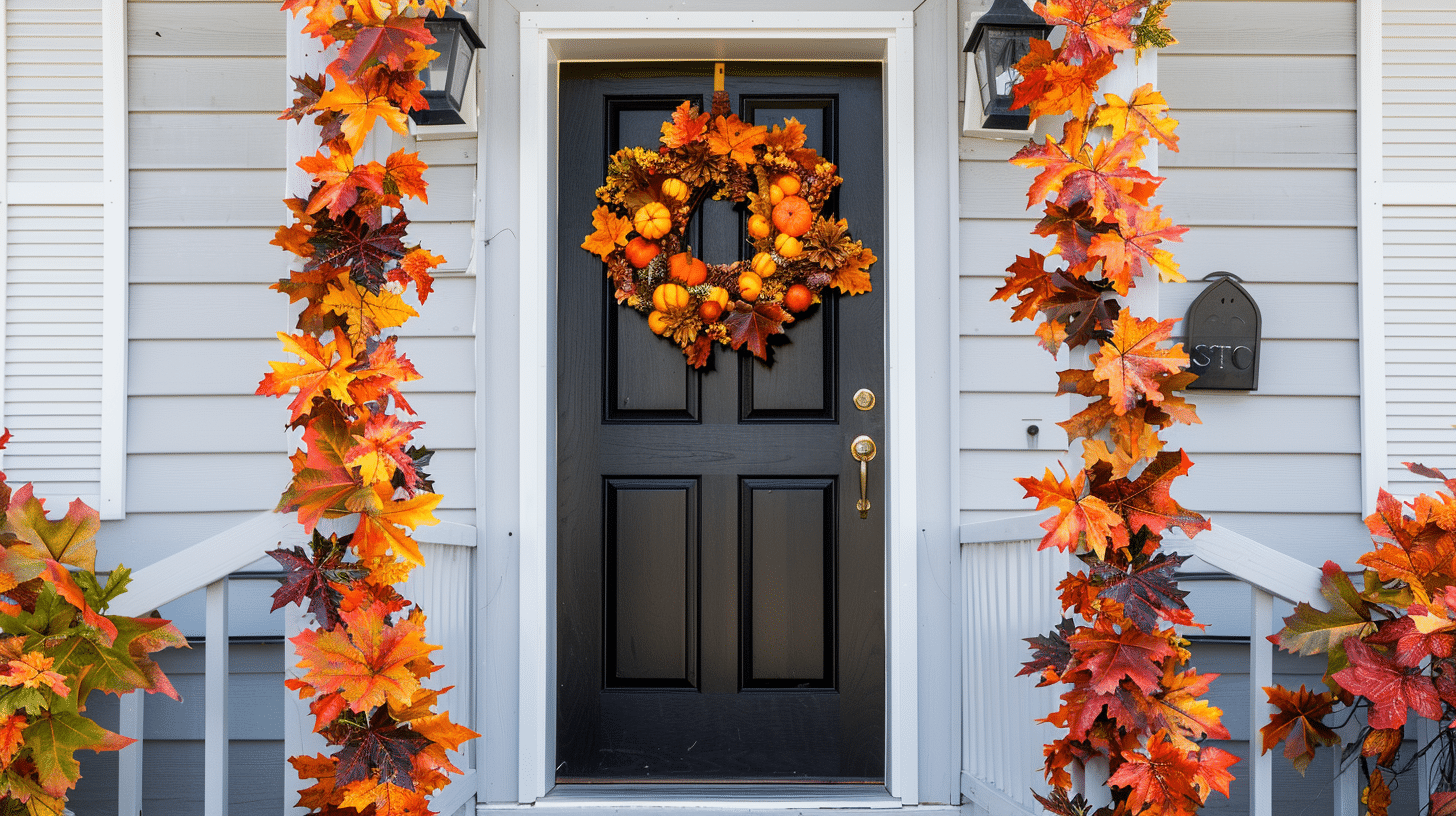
[512,10,921,804]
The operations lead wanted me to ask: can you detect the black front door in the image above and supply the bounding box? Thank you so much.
[556,63,885,782]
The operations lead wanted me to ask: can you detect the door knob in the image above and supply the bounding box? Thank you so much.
[851,435,876,519]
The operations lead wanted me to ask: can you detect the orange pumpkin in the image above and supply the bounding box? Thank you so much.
[738,271,762,302]
[652,282,691,312]
[634,202,672,240]
[698,301,723,322]
[752,252,777,279]
[668,252,708,286]
[784,283,812,313]
[624,237,660,269]
[705,286,729,310]
[772,196,812,237]
[768,186,785,206]
[661,177,689,202]
[647,310,671,335]
[774,233,803,258]
[774,174,801,196]
[748,214,772,239]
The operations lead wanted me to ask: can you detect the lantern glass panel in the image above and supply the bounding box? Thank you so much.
[445,30,473,110]
[418,25,454,94]
[980,26,1039,116]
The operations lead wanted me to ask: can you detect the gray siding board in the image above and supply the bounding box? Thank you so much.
[128,112,286,169]
[128,55,284,111]
[128,1,281,56]
[130,227,284,283]
[1165,1,1355,55]
[1161,55,1356,111]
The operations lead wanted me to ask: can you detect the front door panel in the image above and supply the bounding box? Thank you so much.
[557,63,885,782]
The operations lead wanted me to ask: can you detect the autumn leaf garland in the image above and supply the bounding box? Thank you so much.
[995,2,1236,814]
[262,0,477,812]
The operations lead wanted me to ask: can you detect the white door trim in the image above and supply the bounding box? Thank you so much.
[513,10,920,805]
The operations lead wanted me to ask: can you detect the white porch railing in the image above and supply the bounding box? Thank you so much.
[107,511,478,816]
[959,514,1354,816]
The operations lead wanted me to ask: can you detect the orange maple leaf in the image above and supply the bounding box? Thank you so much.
[660,100,710,148]
[258,331,359,422]
[317,72,411,152]
[291,597,440,712]
[1089,205,1188,294]
[707,115,767,168]
[348,335,423,414]
[1035,0,1147,62]
[346,482,443,566]
[1363,767,1393,816]
[382,150,429,204]
[581,205,633,260]
[1096,84,1180,151]
[830,245,876,296]
[0,714,25,765]
[1260,684,1339,774]
[1016,465,1127,558]
[298,149,386,219]
[763,117,808,150]
[1145,665,1229,751]
[338,777,431,816]
[1090,309,1188,415]
[393,247,442,302]
[1013,41,1114,123]
[346,412,424,488]
[1069,624,1176,694]
[1106,731,1201,812]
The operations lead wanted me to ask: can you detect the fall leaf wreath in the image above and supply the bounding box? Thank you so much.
[581,92,877,368]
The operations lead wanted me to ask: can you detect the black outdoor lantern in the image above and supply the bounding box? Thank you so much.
[963,0,1054,130]
[410,8,485,127]
[1185,272,1262,391]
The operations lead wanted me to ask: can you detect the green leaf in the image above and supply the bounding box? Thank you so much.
[22,709,131,796]
[2,485,98,571]
[0,686,48,719]
[1275,561,1377,657]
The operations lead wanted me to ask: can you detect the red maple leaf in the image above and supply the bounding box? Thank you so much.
[1333,636,1441,729]
[723,301,793,360]
[1367,613,1456,668]
[1260,684,1340,774]
[1035,0,1149,62]
[1106,731,1200,812]
[335,16,434,80]
[1091,551,1192,630]
[267,535,365,630]
[308,211,410,294]
[1095,449,1210,540]
[1067,623,1176,694]
[331,707,429,788]
[991,250,1058,323]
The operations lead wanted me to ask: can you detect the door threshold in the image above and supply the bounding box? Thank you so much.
[534,782,901,809]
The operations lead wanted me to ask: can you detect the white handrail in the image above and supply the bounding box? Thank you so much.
[959,515,1332,816]
[960,514,1325,606]
[110,512,478,816]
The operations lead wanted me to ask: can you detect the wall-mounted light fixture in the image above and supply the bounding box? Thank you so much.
[962,0,1053,135]
[410,8,485,127]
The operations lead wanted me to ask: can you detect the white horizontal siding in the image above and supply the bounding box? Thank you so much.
[1382,0,1456,498]
[957,0,1366,564]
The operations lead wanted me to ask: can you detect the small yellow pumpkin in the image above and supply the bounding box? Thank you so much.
[738,271,762,302]
[634,202,672,240]
[660,177,689,202]
[748,214,772,239]
[752,252,777,279]
[652,282,691,313]
[648,310,671,335]
[774,233,803,259]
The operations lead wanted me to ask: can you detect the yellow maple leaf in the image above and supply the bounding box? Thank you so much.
[320,284,419,344]
[1096,84,1180,151]
[580,205,633,260]
[345,483,442,566]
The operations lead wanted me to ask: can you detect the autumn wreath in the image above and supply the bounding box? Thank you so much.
[581,92,877,368]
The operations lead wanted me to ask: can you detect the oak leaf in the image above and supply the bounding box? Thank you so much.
[1364,768,1392,816]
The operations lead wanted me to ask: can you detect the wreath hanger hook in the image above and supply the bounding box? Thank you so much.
[714,62,725,92]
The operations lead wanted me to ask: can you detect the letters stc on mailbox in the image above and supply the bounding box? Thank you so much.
[1184,275,1261,391]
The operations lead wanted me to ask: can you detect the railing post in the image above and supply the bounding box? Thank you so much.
[117,690,144,816]
[1333,729,1360,816]
[205,577,229,816]
[1250,588,1274,816]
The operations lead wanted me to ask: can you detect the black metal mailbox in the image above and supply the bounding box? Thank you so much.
[1185,273,1260,391]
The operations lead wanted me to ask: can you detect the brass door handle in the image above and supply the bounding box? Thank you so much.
[851,435,877,519]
